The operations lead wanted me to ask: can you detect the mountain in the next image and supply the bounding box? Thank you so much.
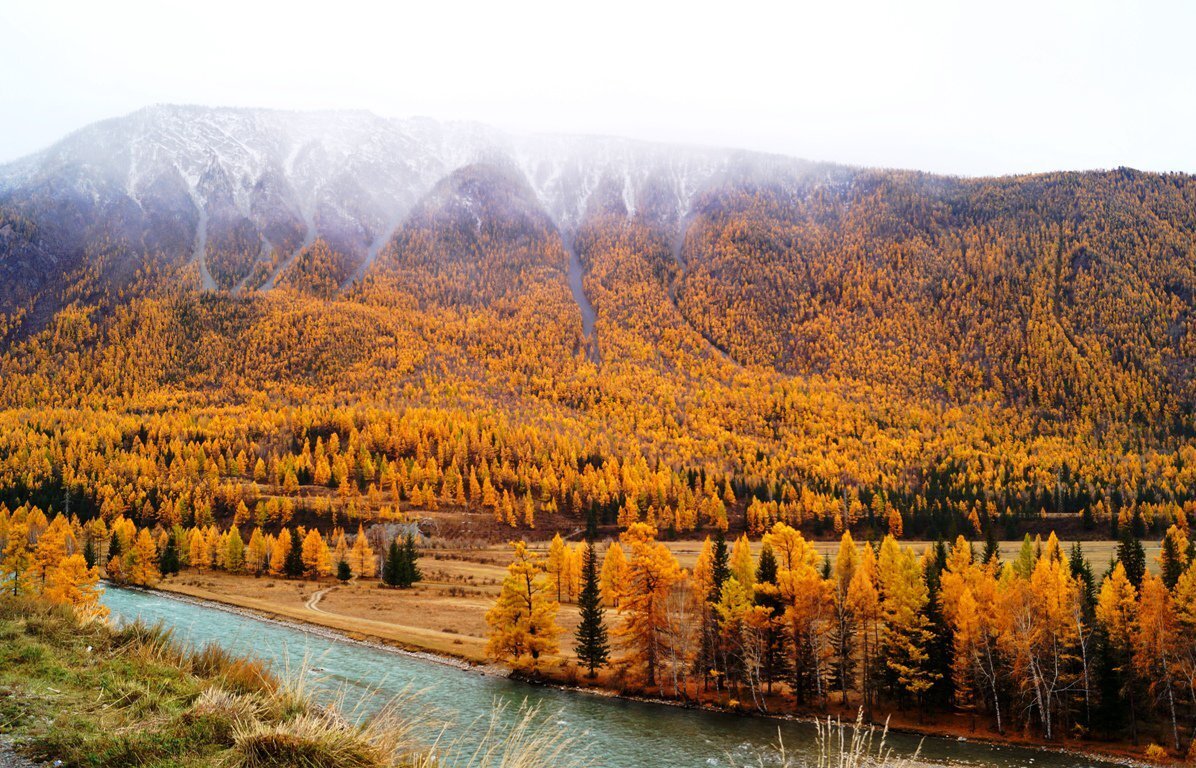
[0,105,801,309]
[1,105,1195,541]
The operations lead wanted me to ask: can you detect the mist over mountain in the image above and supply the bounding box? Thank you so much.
[0,105,809,310]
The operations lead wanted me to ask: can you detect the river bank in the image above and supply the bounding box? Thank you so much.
[148,578,1157,767]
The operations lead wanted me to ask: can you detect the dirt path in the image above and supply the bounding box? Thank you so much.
[304,585,333,612]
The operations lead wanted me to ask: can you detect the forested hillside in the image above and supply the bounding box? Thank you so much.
[0,109,1194,545]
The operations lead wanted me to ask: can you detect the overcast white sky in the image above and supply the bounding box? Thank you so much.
[2,0,1192,176]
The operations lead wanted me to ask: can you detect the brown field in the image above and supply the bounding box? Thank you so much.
[159,537,1159,670]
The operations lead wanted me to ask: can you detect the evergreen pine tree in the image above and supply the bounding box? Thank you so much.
[400,533,421,587]
[283,529,305,579]
[574,539,609,677]
[1160,533,1184,589]
[382,539,403,588]
[82,537,97,569]
[923,540,953,707]
[753,541,784,693]
[982,527,1000,566]
[1116,532,1146,589]
[108,531,122,561]
[1069,541,1095,610]
[336,558,352,582]
[755,542,778,586]
[159,534,180,576]
[709,531,730,602]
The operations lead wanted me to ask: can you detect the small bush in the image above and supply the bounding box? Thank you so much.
[185,687,263,744]
[113,620,182,665]
[229,713,392,768]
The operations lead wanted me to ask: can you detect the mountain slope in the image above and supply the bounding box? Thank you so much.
[0,107,1195,542]
[0,105,770,309]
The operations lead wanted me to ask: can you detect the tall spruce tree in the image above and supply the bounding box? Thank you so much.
[709,531,730,602]
[1116,532,1146,589]
[283,529,305,579]
[159,534,180,576]
[1069,541,1096,610]
[382,539,403,588]
[1160,532,1184,589]
[753,542,783,692]
[982,527,1000,566]
[574,538,609,677]
[400,533,421,587]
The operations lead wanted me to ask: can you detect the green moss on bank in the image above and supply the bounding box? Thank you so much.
[0,599,253,766]
[0,597,578,768]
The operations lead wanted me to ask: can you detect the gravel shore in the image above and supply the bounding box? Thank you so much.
[0,740,37,768]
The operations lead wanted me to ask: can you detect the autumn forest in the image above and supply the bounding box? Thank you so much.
[3,140,1196,760]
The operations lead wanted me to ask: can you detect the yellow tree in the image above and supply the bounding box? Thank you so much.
[223,526,245,573]
[600,541,628,608]
[484,541,561,672]
[616,523,682,687]
[301,529,331,578]
[1134,574,1181,751]
[245,528,268,574]
[44,554,107,619]
[730,533,755,589]
[269,531,290,576]
[848,542,881,717]
[190,528,212,571]
[714,576,771,708]
[127,528,160,588]
[951,587,981,706]
[1172,559,1196,714]
[877,535,937,707]
[775,528,834,705]
[1000,551,1082,740]
[349,525,377,578]
[331,528,349,568]
[831,530,858,704]
[34,515,73,587]
[547,533,568,601]
[1,521,32,596]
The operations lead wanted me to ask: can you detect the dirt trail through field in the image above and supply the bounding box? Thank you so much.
[305,585,333,612]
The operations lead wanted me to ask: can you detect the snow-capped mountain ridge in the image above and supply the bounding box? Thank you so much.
[0,105,810,305]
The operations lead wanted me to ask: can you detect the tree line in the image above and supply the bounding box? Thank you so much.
[486,520,1196,756]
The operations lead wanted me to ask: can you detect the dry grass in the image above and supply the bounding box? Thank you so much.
[1,593,591,768]
[410,701,588,768]
[734,710,921,768]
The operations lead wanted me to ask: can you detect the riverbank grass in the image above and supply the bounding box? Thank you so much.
[0,596,586,768]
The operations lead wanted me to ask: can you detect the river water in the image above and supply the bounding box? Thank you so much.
[100,587,1120,768]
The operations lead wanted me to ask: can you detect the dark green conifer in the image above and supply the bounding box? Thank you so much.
[982,527,1000,566]
[400,533,421,587]
[283,529,305,579]
[574,539,609,678]
[382,539,403,588]
[159,534,180,576]
[1116,532,1146,589]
